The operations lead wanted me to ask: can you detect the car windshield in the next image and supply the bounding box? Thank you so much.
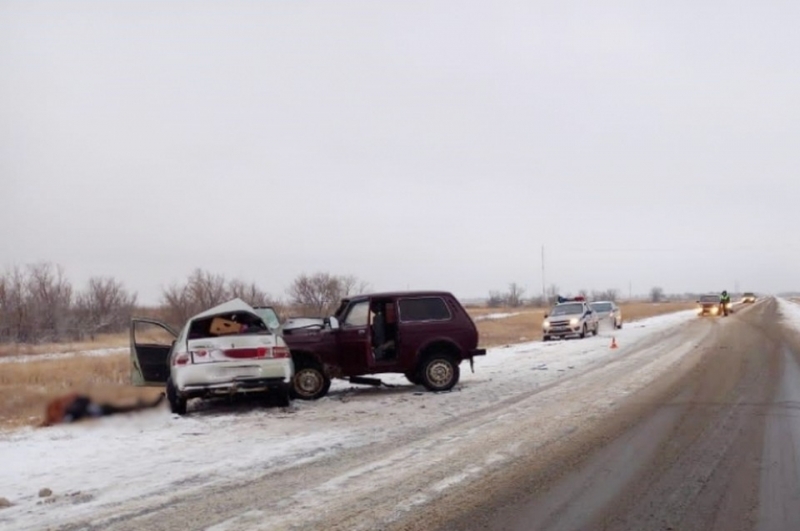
[550,303,584,316]
[591,302,612,312]
[700,295,719,303]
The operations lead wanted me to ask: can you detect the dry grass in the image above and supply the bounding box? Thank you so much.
[468,301,695,348]
[0,332,129,358]
[0,301,693,429]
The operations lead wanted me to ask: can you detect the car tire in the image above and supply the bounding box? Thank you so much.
[166,378,187,416]
[420,354,460,393]
[543,335,550,342]
[592,323,599,336]
[291,365,331,400]
[580,324,587,339]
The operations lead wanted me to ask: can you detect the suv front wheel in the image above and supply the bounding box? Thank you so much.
[420,355,460,392]
[291,365,331,400]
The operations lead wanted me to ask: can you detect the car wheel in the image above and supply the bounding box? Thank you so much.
[291,365,331,400]
[580,324,587,339]
[543,335,550,342]
[166,378,187,416]
[420,355,460,393]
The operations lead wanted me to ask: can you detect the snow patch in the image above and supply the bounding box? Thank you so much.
[0,347,127,364]
[473,312,521,322]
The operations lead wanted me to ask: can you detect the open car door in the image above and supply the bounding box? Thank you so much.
[130,318,178,386]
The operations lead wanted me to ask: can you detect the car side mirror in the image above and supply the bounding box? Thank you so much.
[328,317,340,330]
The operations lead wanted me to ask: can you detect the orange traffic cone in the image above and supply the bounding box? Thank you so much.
[610,337,618,349]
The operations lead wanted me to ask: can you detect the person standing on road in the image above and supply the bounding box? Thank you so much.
[720,290,731,316]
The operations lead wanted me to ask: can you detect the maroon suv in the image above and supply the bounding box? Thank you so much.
[280,291,486,399]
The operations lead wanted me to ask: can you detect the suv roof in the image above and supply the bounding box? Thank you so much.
[345,290,457,301]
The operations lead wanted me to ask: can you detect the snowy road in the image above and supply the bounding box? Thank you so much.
[1,302,782,531]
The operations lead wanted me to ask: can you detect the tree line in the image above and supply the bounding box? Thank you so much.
[487,283,681,307]
[0,263,370,344]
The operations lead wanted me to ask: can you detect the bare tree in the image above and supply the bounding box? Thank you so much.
[487,290,504,308]
[160,269,276,326]
[506,283,526,308]
[25,263,73,342]
[338,275,371,298]
[228,279,272,307]
[288,272,371,317]
[75,277,137,338]
[591,288,620,302]
[546,284,561,305]
[185,269,228,311]
[650,286,665,303]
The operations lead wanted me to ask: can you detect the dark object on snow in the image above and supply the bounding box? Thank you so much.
[39,393,165,427]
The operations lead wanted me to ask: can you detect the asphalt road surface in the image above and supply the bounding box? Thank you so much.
[406,298,800,531]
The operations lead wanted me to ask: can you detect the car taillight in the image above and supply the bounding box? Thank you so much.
[174,353,191,366]
[271,347,290,359]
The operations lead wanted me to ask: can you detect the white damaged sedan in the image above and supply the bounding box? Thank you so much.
[130,298,294,415]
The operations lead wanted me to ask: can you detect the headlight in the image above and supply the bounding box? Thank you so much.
[711,307,719,314]
[543,320,551,329]
[569,318,579,326]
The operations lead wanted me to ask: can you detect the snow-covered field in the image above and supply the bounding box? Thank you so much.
[0,309,700,531]
[0,347,127,365]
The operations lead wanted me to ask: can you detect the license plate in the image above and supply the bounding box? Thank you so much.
[219,366,259,379]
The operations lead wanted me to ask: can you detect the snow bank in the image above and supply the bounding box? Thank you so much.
[778,298,800,330]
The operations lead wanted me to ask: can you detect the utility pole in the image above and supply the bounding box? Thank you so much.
[541,245,546,304]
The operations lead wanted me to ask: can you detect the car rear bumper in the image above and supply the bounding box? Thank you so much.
[180,377,289,398]
[173,360,293,394]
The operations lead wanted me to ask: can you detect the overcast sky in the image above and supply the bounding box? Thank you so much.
[2,1,800,304]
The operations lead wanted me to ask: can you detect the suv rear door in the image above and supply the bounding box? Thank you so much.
[130,319,178,386]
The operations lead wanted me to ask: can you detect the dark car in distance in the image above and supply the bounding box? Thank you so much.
[279,291,486,399]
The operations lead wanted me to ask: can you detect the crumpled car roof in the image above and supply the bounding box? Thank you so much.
[191,298,257,320]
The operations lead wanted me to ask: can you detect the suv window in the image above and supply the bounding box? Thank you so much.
[343,301,369,327]
[398,297,451,322]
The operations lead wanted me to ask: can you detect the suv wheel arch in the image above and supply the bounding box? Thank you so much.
[290,351,331,400]
[416,341,462,392]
